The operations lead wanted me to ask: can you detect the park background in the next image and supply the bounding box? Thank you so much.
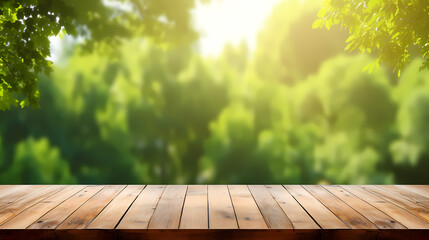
[1,0,428,184]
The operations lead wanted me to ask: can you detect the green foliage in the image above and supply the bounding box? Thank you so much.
[391,60,429,165]
[308,55,396,184]
[0,137,75,184]
[314,0,429,74]
[0,0,428,184]
[255,0,348,85]
[0,0,202,110]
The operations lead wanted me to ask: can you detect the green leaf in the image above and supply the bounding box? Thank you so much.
[345,35,354,43]
[19,99,28,108]
[317,7,329,18]
[325,18,333,30]
[312,19,323,29]
[58,31,64,39]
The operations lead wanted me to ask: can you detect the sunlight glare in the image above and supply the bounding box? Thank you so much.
[194,0,281,56]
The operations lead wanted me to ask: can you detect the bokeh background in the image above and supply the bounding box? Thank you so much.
[1,0,428,184]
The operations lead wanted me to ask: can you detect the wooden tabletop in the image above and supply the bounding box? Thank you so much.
[0,185,428,239]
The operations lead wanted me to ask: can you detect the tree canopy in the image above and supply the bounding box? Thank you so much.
[3,36,428,184]
[1,0,429,185]
[0,0,201,110]
[313,0,429,74]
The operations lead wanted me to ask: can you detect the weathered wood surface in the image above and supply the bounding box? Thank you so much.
[0,185,428,240]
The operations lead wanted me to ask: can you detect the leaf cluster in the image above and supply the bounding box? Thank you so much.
[0,0,201,110]
[313,0,429,75]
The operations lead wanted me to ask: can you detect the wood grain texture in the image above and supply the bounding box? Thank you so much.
[377,185,429,209]
[57,185,125,229]
[28,185,104,229]
[362,185,429,222]
[179,185,208,229]
[303,185,377,229]
[0,184,427,239]
[266,185,319,229]
[208,185,238,229]
[248,185,292,229]
[148,185,187,229]
[0,185,64,225]
[398,185,429,198]
[342,185,429,229]
[324,185,406,229]
[116,185,166,229]
[284,185,349,229]
[0,185,85,229]
[0,185,47,210]
[87,185,145,229]
[228,185,267,229]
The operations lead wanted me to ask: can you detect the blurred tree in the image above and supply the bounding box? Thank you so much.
[390,59,429,183]
[0,39,230,184]
[0,137,75,184]
[254,0,347,85]
[0,0,427,185]
[202,103,271,183]
[314,0,429,74]
[0,0,203,110]
[125,44,228,183]
[305,55,396,184]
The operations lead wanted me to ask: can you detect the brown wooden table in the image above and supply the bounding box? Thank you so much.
[0,185,428,239]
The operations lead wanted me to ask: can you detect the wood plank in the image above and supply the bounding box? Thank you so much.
[208,185,238,229]
[304,185,377,229]
[28,185,104,229]
[0,185,14,190]
[0,185,64,225]
[284,185,349,229]
[0,185,47,209]
[396,185,429,199]
[148,185,187,229]
[228,185,267,229]
[116,185,166,229]
[0,184,428,235]
[0,186,85,229]
[248,185,292,229]
[87,185,145,229]
[342,185,429,229]
[57,185,125,229]
[324,186,405,229]
[179,185,208,229]
[266,185,319,229]
[362,185,429,222]
[0,185,44,201]
[398,185,429,198]
[378,185,429,209]
[0,185,36,202]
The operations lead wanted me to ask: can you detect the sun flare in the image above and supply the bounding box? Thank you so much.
[194,0,281,56]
